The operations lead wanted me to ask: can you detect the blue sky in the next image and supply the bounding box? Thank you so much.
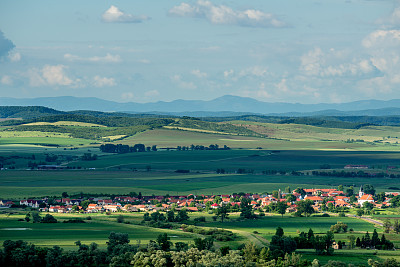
[0,0,399,103]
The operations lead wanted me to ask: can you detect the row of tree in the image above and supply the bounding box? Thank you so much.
[99,144,157,153]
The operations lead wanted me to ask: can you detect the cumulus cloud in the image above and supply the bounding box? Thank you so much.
[28,65,79,87]
[93,75,116,87]
[300,47,377,77]
[0,30,15,59]
[362,30,400,49]
[171,75,197,89]
[191,69,208,78]
[8,52,21,62]
[64,53,121,63]
[102,5,150,23]
[169,0,286,28]
[377,6,400,28]
[1,75,13,85]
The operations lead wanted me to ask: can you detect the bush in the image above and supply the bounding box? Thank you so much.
[194,216,206,222]
[41,214,57,223]
[63,219,85,223]
[117,215,124,223]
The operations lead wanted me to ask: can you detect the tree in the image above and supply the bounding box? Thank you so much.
[314,231,335,256]
[166,210,175,222]
[193,237,213,251]
[275,227,284,237]
[348,235,356,249]
[46,245,65,267]
[61,192,68,198]
[240,198,255,219]
[330,222,348,233]
[107,232,130,254]
[175,242,188,252]
[363,201,374,211]
[175,209,189,222]
[285,194,296,203]
[80,200,90,210]
[276,201,287,217]
[356,237,361,247]
[346,187,354,197]
[41,214,57,223]
[156,233,172,251]
[32,212,42,223]
[296,199,315,217]
[371,229,380,248]
[117,215,124,224]
[216,204,229,222]
[242,242,257,263]
[295,187,306,196]
[393,219,400,234]
[338,185,343,192]
[363,184,375,195]
[375,192,386,203]
[383,219,392,233]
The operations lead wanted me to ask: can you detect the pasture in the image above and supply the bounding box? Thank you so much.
[125,128,400,151]
[0,212,195,250]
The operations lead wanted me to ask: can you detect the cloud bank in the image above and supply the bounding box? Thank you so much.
[169,0,286,28]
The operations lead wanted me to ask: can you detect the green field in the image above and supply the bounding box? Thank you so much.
[0,212,195,249]
[3,167,400,199]
[124,128,400,151]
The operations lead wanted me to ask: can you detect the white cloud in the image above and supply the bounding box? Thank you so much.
[224,66,268,81]
[171,75,197,89]
[275,78,289,93]
[239,66,268,77]
[223,69,234,78]
[377,6,400,28]
[42,65,74,86]
[191,69,208,78]
[144,90,160,98]
[388,6,400,26]
[362,30,400,48]
[300,47,376,77]
[169,0,286,28]
[8,52,21,62]
[28,65,79,87]
[121,92,135,101]
[102,5,150,23]
[1,75,12,85]
[93,75,116,87]
[64,53,121,63]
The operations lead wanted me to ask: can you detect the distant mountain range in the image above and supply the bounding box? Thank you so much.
[1,95,400,116]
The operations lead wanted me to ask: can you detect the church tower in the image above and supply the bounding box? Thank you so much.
[359,185,364,198]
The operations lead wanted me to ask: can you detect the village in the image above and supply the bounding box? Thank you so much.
[1,185,398,216]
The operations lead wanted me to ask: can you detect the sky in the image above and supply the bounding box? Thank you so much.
[0,0,400,104]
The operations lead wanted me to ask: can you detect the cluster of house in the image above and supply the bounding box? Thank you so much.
[0,186,398,214]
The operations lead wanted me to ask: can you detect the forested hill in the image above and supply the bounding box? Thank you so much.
[203,115,400,128]
[0,106,171,120]
[2,106,400,131]
[0,106,64,119]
